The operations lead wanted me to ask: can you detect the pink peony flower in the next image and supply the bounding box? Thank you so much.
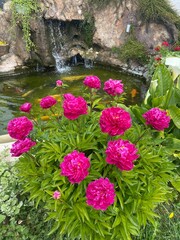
[105,139,139,171]
[103,79,124,96]
[56,80,63,87]
[10,138,36,157]
[53,191,61,199]
[86,178,115,211]
[20,102,32,113]
[143,108,170,131]
[83,75,101,89]
[40,96,57,109]
[99,107,132,136]
[63,93,88,120]
[162,41,169,47]
[7,116,33,140]
[60,150,90,184]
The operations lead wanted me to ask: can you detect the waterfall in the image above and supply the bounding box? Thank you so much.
[84,58,93,68]
[72,55,78,65]
[48,20,70,73]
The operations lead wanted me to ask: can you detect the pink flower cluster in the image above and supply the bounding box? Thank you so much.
[83,75,101,89]
[86,178,115,211]
[105,139,139,171]
[10,138,36,157]
[63,93,88,120]
[7,116,33,140]
[103,79,124,96]
[40,96,57,109]
[99,107,132,136]
[60,150,90,184]
[20,102,32,113]
[143,108,170,131]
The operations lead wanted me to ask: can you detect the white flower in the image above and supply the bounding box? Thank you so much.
[165,57,180,80]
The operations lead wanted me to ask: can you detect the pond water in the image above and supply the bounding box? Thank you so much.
[0,65,147,135]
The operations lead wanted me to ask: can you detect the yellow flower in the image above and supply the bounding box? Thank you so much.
[169,212,174,219]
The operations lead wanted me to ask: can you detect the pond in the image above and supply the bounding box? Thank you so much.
[0,65,147,135]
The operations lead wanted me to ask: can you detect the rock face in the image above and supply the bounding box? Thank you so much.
[93,0,136,48]
[41,0,85,21]
[0,0,179,73]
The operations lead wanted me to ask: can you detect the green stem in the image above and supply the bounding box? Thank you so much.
[25,152,40,167]
[89,88,93,113]
[134,128,148,144]
[50,108,60,123]
[29,113,39,126]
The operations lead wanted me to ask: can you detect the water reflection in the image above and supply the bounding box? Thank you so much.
[0,65,147,135]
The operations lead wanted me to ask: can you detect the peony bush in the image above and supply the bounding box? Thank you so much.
[8,65,179,240]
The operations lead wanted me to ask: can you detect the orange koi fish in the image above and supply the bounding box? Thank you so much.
[131,88,138,98]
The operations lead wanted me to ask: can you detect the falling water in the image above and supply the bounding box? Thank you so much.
[72,55,78,65]
[84,58,93,68]
[48,21,70,72]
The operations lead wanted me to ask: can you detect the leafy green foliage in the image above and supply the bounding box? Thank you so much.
[112,37,148,65]
[137,0,180,28]
[0,156,22,217]
[11,0,39,51]
[14,71,179,239]
[80,13,95,47]
[0,149,60,240]
[135,201,180,240]
[144,64,180,128]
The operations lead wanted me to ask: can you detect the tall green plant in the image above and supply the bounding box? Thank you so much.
[11,0,39,51]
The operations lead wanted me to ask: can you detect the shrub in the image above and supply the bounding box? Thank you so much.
[7,69,179,240]
[112,37,148,65]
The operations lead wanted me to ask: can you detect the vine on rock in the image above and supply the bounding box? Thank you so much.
[11,0,39,52]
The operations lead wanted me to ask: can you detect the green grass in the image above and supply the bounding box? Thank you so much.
[135,201,180,240]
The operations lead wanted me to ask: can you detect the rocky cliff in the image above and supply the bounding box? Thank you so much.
[0,0,178,73]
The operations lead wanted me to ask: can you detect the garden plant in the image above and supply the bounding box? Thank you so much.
[7,64,180,240]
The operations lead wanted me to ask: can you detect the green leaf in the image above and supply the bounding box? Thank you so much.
[171,176,180,192]
[92,98,102,108]
[162,137,180,150]
[0,214,6,224]
[116,192,124,210]
[112,216,121,228]
[168,106,180,128]
[153,64,173,97]
[48,220,60,235]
